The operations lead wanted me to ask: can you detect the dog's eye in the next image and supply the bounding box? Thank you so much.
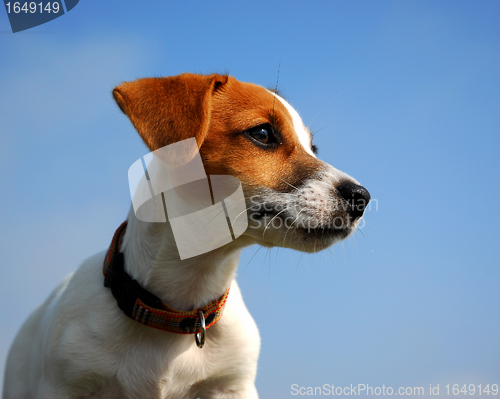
[248,126,270,143]
[246,125,272,144]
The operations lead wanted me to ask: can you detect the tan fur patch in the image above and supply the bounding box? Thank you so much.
[113,73,320,193]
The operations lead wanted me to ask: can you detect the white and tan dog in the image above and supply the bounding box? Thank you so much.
[3,73,370,399]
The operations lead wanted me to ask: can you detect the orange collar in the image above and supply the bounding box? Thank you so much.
[103,222,230,347]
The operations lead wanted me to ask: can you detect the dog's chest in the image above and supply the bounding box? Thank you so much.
[114,334,234,399]
[158,347,209,398]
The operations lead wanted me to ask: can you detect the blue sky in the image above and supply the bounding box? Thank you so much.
[1,1,499,397]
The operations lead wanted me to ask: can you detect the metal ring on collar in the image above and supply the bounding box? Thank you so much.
[195,310,206,348]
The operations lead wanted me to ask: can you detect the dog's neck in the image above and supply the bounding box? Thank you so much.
[119,207,254,311]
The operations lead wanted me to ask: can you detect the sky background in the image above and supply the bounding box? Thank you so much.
[1,1,499,397]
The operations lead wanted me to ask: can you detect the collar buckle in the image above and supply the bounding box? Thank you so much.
[195,310,206,348]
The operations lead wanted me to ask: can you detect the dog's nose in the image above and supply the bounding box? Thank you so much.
[337,181,371,220]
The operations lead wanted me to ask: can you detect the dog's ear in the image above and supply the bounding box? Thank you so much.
[113,73,229,151]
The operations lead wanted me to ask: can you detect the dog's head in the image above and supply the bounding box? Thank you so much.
[113,73,370,253]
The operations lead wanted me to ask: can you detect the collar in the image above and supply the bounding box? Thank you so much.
[103,221,230,346]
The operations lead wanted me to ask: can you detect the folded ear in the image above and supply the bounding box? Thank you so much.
[113,73,229,151]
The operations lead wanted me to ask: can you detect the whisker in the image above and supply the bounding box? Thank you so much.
[293,252,304,280]
[239,245,262,276]
[278,178,300,191]
[306,91,343,130]
[262,208,288,238]
[281,207,306,247]
[274,245,280,268]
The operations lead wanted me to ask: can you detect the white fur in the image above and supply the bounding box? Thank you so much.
[4,207,261,399]
[245,162,360,253]
[268,91,316,157]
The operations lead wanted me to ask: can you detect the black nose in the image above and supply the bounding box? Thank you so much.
[337,181,371,220]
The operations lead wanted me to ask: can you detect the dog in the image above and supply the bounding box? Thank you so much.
[3,73,370,399]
